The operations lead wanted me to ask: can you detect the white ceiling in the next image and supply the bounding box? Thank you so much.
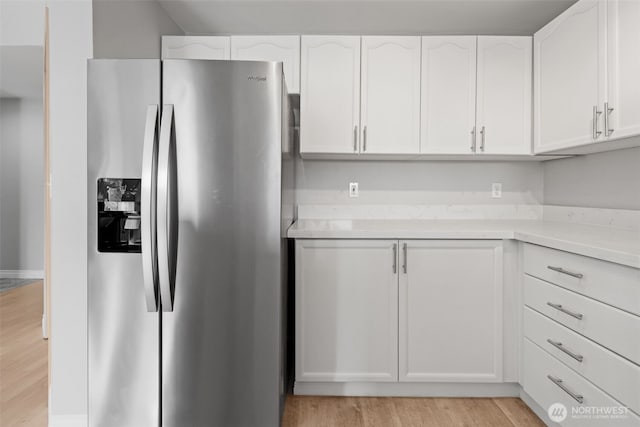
[0,46,43,99]
[156,0,577,36]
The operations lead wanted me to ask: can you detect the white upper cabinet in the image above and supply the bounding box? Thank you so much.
[162,36,231,60]
[230,36,300,93]
[421,37,477,154]
[300,36,361,154]
[360,36,421,154]
[399,240,503,382]
[534,0,606,152]
[476,37,532,155]
[606,0,640,140]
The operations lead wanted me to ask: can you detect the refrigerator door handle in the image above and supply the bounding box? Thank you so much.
[141,105,159,312]
[158,104,176,312]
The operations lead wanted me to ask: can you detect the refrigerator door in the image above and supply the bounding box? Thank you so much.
[161,60,283,427]
[88,59,161,427]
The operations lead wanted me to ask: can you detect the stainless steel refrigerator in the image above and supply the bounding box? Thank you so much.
[88,59,295,427]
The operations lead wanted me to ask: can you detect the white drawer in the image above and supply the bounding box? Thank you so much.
[524,274,640,365]
[523,338,640,426]
[523,243,640,316]
[524,307,640,414]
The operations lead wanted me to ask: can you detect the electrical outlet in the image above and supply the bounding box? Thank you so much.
[349,182,359,198]
[491,183,502,198]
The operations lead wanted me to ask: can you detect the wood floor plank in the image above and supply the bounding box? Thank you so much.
[0,281,48,427]
[283,395,544,427]
[494,397,546,427]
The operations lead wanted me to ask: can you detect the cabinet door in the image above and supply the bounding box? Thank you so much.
[296,240,398,382]
[300,36,361,154]
[162,36,230,60]
[230,35,300,93]
[399,240,503,382]
[534,0,606,153]
[606,0,640,140]
[360,36,421,154]
[476,37,532,155]
[421,36,477,154]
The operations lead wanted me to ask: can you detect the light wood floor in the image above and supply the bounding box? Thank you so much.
[0,281,543,427]
[0,281,48,427]
[282,396,545,426]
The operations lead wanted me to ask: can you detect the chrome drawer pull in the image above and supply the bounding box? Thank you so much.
[353,125,358,152]
[604,102,614,136]
[593,105,603,140]
[547,339,584,362]
[548,375,584,404]
[392,243,397,274]
[547,265,584,279]
[547,302,584,320]
[402,243,407,274]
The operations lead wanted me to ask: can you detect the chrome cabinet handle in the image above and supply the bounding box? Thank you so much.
[548,375,584,404]
[604,102,614,136]
[353,125,358,152]
[547,302,583,320]
[470,126,476,152]
[547,266,583,279]
[141,105,159,312]
[392,243,397,274]
[402,243,407,274]
[547,339,584,362]
[593,105,603,139]
[158,104,176,312]
[479,126,485,152]
[363,125,367,152]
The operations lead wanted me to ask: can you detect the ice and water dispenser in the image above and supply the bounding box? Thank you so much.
[97,178,142,253]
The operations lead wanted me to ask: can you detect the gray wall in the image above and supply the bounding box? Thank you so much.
[92,0,183,59]
[543,147,640,210]
[296,160,544,206]
[0,97,44,271]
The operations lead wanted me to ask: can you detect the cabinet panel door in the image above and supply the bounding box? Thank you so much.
[534,0,606,152]
[360,36,421,154]
[162,36,230,60]
[606,0,640,140]
[476,37,532,155]
[421,36,477,154]
[296,240,398,382]
[399,240,503,382]
[300,36,361,154]
[230,35,300,93]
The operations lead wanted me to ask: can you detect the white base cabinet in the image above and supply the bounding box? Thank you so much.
[295,239,504,386]
[399,240,504,382]
[295,240,398,382]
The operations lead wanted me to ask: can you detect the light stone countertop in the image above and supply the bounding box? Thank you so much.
[287,219,640,268]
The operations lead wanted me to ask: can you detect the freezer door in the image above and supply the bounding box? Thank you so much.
[161,60,283,427]
[88,59,161,427]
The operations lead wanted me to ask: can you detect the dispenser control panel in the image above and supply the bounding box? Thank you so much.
[97,178,141,253]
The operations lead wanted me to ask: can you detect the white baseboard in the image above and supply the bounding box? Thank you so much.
[294,381,520,397]
[48,414,87,427]
[0,269,44,279]
[48,387,87,427]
